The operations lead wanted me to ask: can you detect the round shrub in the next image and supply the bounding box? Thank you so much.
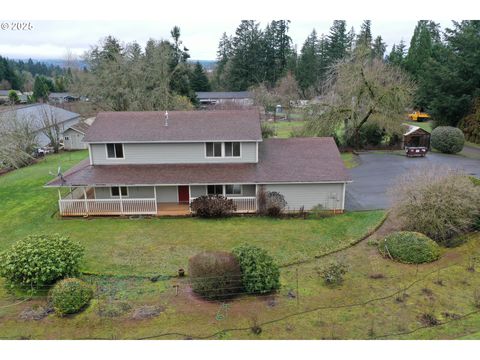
[0,234,84,288]
[232,244,280,294]
[50,278,93,316]
[188,251,243,300]
[431,126,465,154]
[379,231,441,264]
[190,195,237,218]
[265,191,287,217]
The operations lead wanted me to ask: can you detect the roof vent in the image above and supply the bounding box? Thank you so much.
[164,111,169,127]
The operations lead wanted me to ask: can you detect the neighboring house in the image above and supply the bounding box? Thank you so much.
[46,109,350,217]
[0,104,81,147]
[63,122,90,150]
[196,91,253,107]
[48,92,80,104]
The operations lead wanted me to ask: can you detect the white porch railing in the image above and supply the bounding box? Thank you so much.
[190,196,257,213]
[59,198,157,216]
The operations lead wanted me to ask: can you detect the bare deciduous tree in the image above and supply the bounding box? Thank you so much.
[0,111,38,169]
[40,106,61,153]
[390,165,480,244]
[303,48,416,149]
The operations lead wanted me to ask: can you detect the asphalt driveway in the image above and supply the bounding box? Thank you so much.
[345,151,480,210]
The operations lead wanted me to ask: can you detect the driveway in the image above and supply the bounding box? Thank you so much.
[345,151,480,210]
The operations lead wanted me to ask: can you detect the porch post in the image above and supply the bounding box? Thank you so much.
[153,186,158,213]
[119,188,124,215]
[83,187,89,215]
[255,184,258,212]
[58,189,61,201]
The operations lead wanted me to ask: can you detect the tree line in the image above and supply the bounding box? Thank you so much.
[0,56,68,93]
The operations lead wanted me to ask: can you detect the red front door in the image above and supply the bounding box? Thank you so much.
[178,186,190,203]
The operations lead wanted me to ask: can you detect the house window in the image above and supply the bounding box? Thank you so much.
[224,142,241,157]
[111,186,128,197]
[206,142,222,157]
[225,184,242,195]
[64,136,70,141]
[207,185,223,195]
[106,143,124,159]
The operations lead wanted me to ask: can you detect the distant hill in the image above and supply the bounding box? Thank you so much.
[20,58,216,71]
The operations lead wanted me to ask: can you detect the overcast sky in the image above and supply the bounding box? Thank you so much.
[0,19,454,61]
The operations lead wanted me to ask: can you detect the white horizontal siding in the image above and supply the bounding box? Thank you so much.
[90,142,257,165]
[263,183,345,211]
[95,186,154,199]
[155,186,177,202]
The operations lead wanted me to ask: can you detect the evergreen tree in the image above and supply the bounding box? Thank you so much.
[263,20,293,86]
[372,35,387,59]
[356,20,373,49]
[386,40,407,66]
[296,29,320,96]
[326,20,349,64]
[416,21,480,126]
[33,75,53,101]
[404,20,441,78]
[226,20,266,90]
[190,62,211,92]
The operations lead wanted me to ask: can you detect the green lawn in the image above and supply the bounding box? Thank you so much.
[0,151,384,277]
[272,121,306,138]
[340,153,359,169]
[1,223,478,340]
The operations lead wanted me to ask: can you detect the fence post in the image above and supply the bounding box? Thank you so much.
[296,267,299,307]
[119,189,124,215]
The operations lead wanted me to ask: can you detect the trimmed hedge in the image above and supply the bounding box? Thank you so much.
[188,251,243,300]
[431,126,465,154]
[232,244,280,294]
[50,278,93,316]
[190,195,237,218]
[379,231,441,264]
[0,234,84,288]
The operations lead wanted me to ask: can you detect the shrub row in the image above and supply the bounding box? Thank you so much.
[188,245,280,300]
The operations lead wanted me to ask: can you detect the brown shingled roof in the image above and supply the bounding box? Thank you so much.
[46,138,350,187]
[83,109,262,143]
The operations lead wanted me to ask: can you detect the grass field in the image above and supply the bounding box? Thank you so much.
[0,220,478,340]
[0,150,383,276]
[340,153,359,169]
[272,120,306,138]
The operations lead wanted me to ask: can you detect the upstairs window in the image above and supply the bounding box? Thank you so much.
[111,186,128,197]
[224,142,241,157]
[206,142,222,157]
[106,143,124,159]
[207,185,223,195]
[205,142,240,157]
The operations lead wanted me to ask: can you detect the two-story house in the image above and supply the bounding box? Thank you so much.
[46,109,351,216]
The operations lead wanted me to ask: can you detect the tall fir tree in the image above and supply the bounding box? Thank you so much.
[372,36,387,59]
[356,20,373,49]
[296,29,320,96]
[326,20,349,64]
[190,62,211,92]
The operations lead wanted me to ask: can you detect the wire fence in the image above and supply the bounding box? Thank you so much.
[1,256,479,340]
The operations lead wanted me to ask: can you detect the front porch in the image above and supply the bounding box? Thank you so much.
[57,185,257,217]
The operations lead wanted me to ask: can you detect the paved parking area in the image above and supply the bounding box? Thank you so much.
[345,151,480,210]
